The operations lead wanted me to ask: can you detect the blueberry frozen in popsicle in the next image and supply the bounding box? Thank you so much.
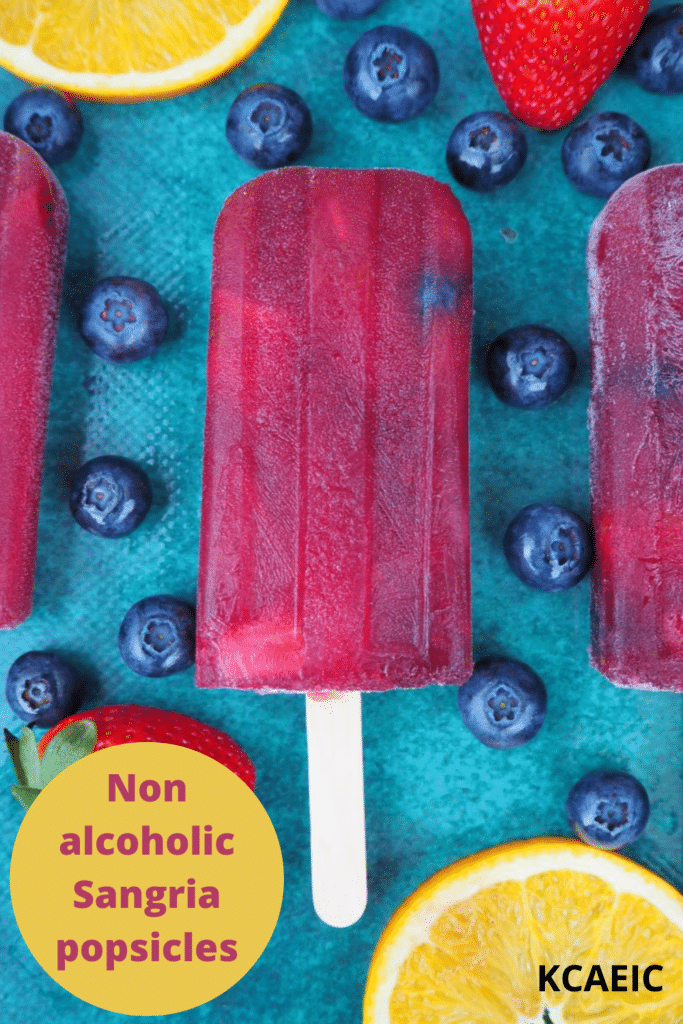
[196,166,472,923]
[0,132,68,628]
[589,163,683,690]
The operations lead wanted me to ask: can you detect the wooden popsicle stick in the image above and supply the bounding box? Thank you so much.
[305,691,367,927]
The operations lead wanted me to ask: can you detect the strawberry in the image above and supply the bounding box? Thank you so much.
[471,0,648,131]
[5,704,255,811]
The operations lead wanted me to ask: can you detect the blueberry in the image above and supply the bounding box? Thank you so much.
[458,657,547,749]
[633,5,683,93]
[446,111,527,191]
[561,112,651,199]
[566,770,650,850]
[503,503,593,592]
[4,87,83,166]
[119,595,195,677]
[226,84,312,169]
[315,0,384,17]
[344,25,439,122]
[417,274,460,314]
[70,456,152,538]
[486,325,576,409]
[6,651,81,727]
[79,277,168,363]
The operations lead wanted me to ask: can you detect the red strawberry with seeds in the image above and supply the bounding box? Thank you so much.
[5,704,255,811]
[471,0,648,131]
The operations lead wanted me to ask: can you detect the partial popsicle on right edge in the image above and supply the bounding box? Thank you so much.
[588,164,683,690]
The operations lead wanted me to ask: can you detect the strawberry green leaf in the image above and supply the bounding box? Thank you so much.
[4,727,41,789]
[18,727,41,788]
[10,785,42,811]
[4,728,27,787]
[40,719,97,787]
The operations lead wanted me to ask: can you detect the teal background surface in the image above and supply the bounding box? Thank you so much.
[1,0,682,1019]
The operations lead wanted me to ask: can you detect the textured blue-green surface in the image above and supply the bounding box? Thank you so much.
[1,0,682,1020]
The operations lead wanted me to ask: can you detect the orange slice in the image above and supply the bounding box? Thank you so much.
[364,838,683,1024]
[0,0,289,102]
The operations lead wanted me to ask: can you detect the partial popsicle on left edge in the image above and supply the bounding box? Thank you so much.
[0,132,69,628]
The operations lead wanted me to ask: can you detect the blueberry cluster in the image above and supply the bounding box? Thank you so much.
[3,0,675,189]
[444,102,651,195]
[222,17,663,196]
[5,592,197,724]
[225,24,442,168]
[4,15,662,200]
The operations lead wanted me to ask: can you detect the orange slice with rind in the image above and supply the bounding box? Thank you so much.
[364,838,683,1024]
[0,0,289,102]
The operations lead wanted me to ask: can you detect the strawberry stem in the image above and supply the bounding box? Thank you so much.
[5,720,98,813]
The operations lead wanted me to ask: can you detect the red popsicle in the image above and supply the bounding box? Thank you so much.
[196,167,472,925]
[0,132,68,628]
[197,167,472,693]
[588,164,683,690]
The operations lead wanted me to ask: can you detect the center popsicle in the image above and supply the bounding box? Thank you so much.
[196,166,473,923]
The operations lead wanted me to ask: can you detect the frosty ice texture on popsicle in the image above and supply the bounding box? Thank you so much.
[588,163,683,690]
[0,132,68,628]
[196,167,472,692]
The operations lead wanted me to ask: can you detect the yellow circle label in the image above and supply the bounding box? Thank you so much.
[9,742,284,1015]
